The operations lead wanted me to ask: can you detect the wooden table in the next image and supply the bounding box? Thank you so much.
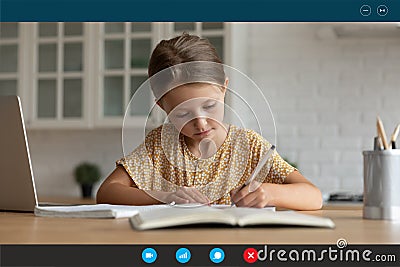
[1,205,399,244]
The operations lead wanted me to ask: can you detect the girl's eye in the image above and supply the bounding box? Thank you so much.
[175,112,189,118]
[203,103,216,110]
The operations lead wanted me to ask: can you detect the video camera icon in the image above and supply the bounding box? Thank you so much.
[146,253,154,258]
[142,248,157,264]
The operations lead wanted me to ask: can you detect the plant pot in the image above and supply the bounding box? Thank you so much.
[81,184,93,198]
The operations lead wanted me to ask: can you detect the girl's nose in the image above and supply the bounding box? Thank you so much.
[193,117,207,130]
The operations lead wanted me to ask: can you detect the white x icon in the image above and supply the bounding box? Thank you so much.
[247,252,255,259]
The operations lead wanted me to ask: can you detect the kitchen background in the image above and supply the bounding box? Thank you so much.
[1,22,399,199]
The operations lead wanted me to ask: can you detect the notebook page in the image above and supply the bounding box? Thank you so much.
[35,204,171,218]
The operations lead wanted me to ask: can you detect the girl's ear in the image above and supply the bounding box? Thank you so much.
[221,77,229,94]
[224,77,229,87]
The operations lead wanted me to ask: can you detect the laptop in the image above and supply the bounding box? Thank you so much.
[0,96,39,211]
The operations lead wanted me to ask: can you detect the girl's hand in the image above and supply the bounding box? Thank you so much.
[148,187,210,204]
[230,183,273,208]
[166,187,210,204]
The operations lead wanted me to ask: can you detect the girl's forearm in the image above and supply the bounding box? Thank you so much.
[96,183,161,205]
[265,182,323,210]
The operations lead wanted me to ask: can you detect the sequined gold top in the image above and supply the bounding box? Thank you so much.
[117,124,295,204]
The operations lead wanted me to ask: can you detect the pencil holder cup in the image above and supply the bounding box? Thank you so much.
[363,150,400,220]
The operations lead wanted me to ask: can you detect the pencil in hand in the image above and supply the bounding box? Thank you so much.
[230,145,276,206]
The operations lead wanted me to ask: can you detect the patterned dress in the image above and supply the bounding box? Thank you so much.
[117,124,295,204]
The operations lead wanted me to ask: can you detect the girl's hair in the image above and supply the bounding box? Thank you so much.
[148,33,226,100]
[148,33,222,78]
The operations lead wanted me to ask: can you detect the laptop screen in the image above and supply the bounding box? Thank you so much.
[0,96,38,211]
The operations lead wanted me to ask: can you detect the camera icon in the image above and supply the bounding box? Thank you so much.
[142,248,157,263]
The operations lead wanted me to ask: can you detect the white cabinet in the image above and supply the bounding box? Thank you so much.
[0,23,19,96]
[30,23,89,128]
[95,22,228,128]
[0,22,240,129]
[0,24,25,109]
[94,23,154,128]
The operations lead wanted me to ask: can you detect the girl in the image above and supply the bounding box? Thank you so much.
[97,33,322,210]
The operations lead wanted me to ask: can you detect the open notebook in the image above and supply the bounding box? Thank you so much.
[34,204,174,219]
[34,204,273,219]
[129,205,335,230]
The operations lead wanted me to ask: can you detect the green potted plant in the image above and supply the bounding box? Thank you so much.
[74,162,101,198]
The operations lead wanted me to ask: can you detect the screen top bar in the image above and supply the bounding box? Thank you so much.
[0,0,399,22]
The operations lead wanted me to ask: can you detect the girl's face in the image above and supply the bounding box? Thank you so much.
[159,81,228,143]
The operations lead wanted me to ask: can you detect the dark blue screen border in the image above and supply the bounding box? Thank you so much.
[0,0,399,22]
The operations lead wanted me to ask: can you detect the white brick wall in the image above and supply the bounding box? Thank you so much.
[248,23,400,194]
[27,129,127,197]
[28,23,400,197]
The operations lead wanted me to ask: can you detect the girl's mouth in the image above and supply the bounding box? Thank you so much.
[195,129,212,137]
